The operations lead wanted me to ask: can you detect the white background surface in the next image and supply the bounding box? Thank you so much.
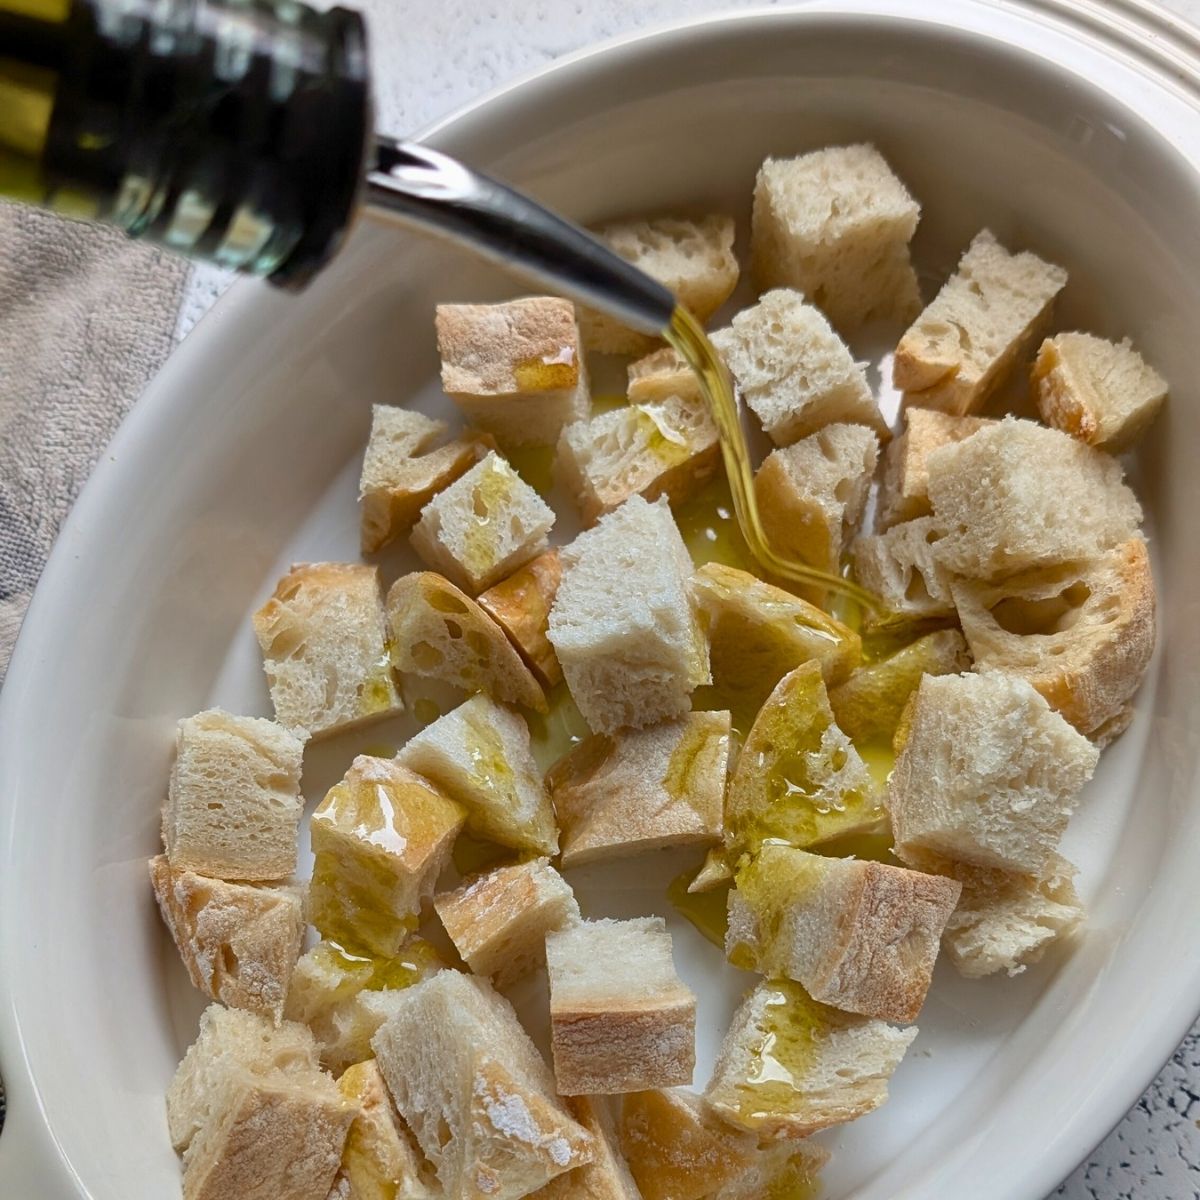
[178,2,1200,1196]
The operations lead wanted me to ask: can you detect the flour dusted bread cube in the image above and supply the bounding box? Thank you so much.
[532,1095,642,1200]
[547,917,696,1095]
[371,971,594,1200]
[254,563,402,738]
[150,855,304,1023]
[434,857,579,988]
[548,495,709,733]
[751,144,921,330]
[547,710,730,866]
[850,516,957,620]
[711,289,885,445]
[580,214,739,355]
[895,230,1067,414]
[477,550,564,689]
[436,297,589,446]
[164,709,305,881]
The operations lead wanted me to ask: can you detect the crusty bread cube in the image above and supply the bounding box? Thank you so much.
[547,495,710,734]
[434,857,579,988]
[547,918,696,1095]
[750,145,921,331]
[726,843,961,1023]
[386,571,546,712]
[626,347,700,406]
[150,855,304,1023]
[411,450,556,594]
[580,214,739,355]
[163,708,305,881]
[951,538,1155,738]
[709,1140,829,1200]
[887,672,1098,875]
[309,755,465,957]
[705,978,916,1137]
[397,692,558,854]
[547,711,730,867]
[436,298,589,446]
[850,516,957,620]
[925,417,1142,580]
[711,290,885,445]
[530,1095,642,1200]
[253,563,402,738]
[371,971,594,1200]
[477,549,564,689]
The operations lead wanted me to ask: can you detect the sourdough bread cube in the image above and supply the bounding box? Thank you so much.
[627,347,700,406]
[434,857,579,988]
[547,495,710,734]
[371,971,594,1200]
[411,451,556,594]
[150,855,304,1024]
[436,298,589,446]
[530,1095,642,1200]
[547,711,730,867]
[727,843,961,1023]
[750,144,922,330]
[895,230,1067,414]
[580,214,739,355]
[253,563,402,738]
[477,550,564,689]
[164,709,305,881]
[705,978,916,1137]
[887,672,1098,875]
[547,918,696,1095]
[850,516,957,620]
[711,289,885,446]
[397,692,558,854]
[1034,331,1168,452]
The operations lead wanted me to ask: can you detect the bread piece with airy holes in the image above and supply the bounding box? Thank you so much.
[434,857,579,988]
[397,692,558,854]
[149,855,304,1024]
[705,978,916,1137]
[726,843,961,1023]
[925,417,1142,580]
[548,918,696,1095]
[895,230,1067,414]
[750,145,921,331]
[850,517,957,620]
[411,451,556,594]
[887,672,1098,875]
[477,550,564,689]
[371,971,594,1200]
[547,495,710,734]
[1033,332,1167,452]
[387,571,547,712]
[547,710,730,867]
[951,539,1155,738]
[710,289,886,446]
[557,394,720,526]
[436,298,589,447]
[164,709,306,881]
[710,1139,829,1200]
[253,563,402,738]
[580,214,739,355]
[359,406,492,553]
[627,347,700,406]
[531,1096,642,1200]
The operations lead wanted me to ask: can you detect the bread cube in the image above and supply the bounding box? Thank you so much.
[397,692,558,854]
[434,857,579,988]
[411,450,555,594]
[359,405,492,553]
[850,516,957,620]
[163,708,305,881]
[547,711,730,867]
[436,298,589,446]
[547,495,709,734]
[580,214,738,355]
[751,144,921,330]
[310,755,465,957]
[386,571,546,712]
[529,1095,642,1200]
[709,1140,829,1200]
[925,417,1142,580]
[895,230,1067,414]
[477,549,564,689]
[626,347,701,406]
[253,563,402,738]
[711,290,885,446]
[149,855,304,1023]
[372,972,594,1200]
[887,672,1098,875]
[704,979,916,1137]
[727,843,961,1022]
